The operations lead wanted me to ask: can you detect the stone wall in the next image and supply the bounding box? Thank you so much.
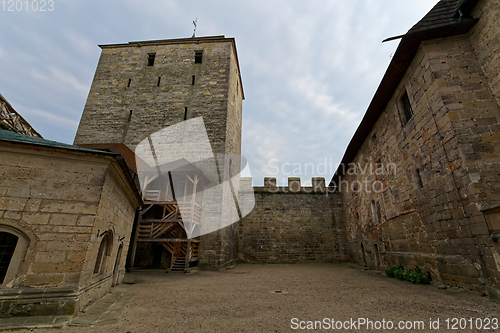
[74,36,244,269]
[469,0,500,107]
[0,144,138,317]
[338,0,500,297]
[238,178,348,263]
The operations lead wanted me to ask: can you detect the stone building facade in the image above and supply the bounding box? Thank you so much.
[74,36,244,269]
[1,0,496,318]
[331,0,500,298]
[0,129,140,316]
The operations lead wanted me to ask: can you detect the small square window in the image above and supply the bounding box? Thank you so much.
[147,53,156,66]
[195,51,203,64]
[401,91,413,125]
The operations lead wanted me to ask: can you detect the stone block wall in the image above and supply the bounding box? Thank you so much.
[338,1,500,297]
[237,178,348,263]
[74,36,244,269]
[469,0,500,107]
[73,37,243,156]
[0,145,138,317]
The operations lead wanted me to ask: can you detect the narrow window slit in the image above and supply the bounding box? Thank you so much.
[184,107,188,120]
[127,110,133,122]
[148,53,156,66]
[401,91,413,124]
[194,51,202,64]
[416,169,424,189]
[127,79,131,87]
[192,75,195,85]
[157,77,161,87]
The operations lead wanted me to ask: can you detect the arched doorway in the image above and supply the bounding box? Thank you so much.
[112,244,123,286]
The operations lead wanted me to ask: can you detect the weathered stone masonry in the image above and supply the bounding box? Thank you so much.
[0,133,140,317]
[336,0,500,298]
[74,36,244,269]
[238,177,348,263]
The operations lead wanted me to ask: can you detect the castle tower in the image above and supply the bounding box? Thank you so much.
[74,36,244,268]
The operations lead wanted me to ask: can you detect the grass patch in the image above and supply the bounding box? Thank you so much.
[386,265,430,284]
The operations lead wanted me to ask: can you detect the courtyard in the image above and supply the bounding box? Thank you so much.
[9,263,500,332]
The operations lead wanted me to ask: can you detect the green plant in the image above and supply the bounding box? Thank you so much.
[409,266,430,284]
[386,265,431,284]
[395,266,410,281]
[385,265,398,277]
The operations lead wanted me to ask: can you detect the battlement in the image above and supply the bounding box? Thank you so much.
[240,177,336,194]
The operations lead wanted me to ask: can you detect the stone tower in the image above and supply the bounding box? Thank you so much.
[74,35,244,268]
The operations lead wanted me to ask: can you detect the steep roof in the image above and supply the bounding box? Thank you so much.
[0,94,42,138]
[330,0,479,185]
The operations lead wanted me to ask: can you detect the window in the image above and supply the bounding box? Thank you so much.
[94,232,112,275]
[0,232,18,284]
[157,77,161,87]
[183,107,188,121]
[0,226,30,288]
[401,91,413,124]
[127,79,131,87]
[147,53,156,66]
[416,169,424,189]
[371,200,380,224]
[194,51,202,64]
[192,75,196,85]
[127,110,133,122]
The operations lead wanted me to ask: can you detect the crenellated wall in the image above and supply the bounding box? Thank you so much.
[237,177,349,263]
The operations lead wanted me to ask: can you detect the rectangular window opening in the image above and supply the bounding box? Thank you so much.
[401,91,413,124]
[194,51,203,64]
[127,79,131,87]
[416,169,424,189]
[184,107,188,120]
[192,75,196,85]
[127,110,133,122]
[157,77,161,87]
[148,53,156,66]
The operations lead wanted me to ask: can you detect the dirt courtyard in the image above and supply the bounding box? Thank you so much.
[22,263,500,332]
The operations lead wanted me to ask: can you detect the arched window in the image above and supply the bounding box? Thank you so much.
[94,232,113,275]
[0,232,19,284]
[0,225,31,288]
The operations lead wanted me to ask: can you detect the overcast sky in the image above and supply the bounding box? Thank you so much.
[0,0,439,185]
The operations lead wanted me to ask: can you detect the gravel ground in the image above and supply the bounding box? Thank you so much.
[21,263,500,332]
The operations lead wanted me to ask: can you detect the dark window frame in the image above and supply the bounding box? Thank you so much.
[147,53,156,66]
[194,51,203,64]
[400,90,414,125]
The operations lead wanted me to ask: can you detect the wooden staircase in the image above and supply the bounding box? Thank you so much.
[129,167,208,272]
[170,256,186,272]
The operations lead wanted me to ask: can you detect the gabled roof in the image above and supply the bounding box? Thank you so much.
[0,94,42,138]
[330,0,479,185]
[383,0,479,42]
